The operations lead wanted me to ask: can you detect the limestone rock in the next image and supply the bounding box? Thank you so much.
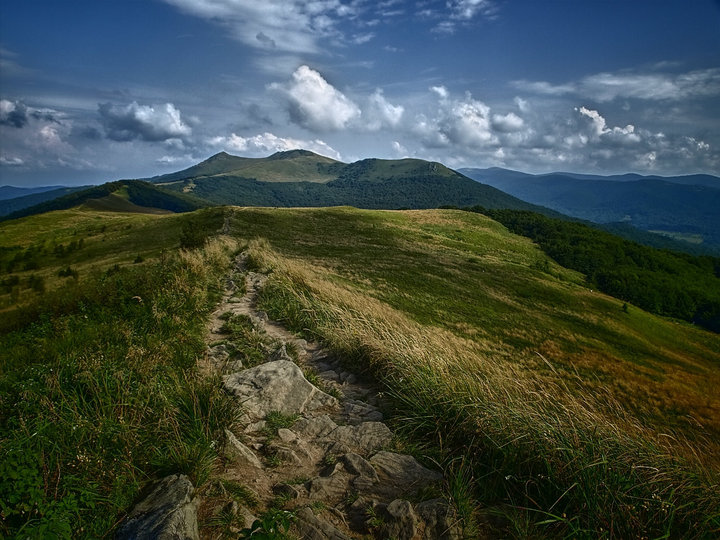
[223,360,338,421]
[293,415,338,440]
[307,474,352,502]
[369,451,443,494]
[223,429,263,469]
[115,474,199,540]
[324,422,392,455]
[377,499,418,540]
[341,453,378,482]
[296,507,352,540]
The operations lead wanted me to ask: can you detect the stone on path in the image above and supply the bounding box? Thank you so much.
[369,451,444,494]
[223,429,263,469]
[115,474,199,540]
[296,507,353,540]
[223,360,338,421]
[322,422,393,455]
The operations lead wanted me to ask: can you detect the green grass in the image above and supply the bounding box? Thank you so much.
[3,203,720,538]
[0,208,236,538]
[225,206,720,538]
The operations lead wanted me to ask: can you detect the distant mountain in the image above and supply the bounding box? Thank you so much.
[146,150,547,212]
[459,167,720,248]
[0,186,89,216]
[1,180,208,221]
[0,185,70,201]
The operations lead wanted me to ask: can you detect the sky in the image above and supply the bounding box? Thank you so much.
[1,0,719,187]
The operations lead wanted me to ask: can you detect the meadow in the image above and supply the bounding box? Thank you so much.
[1,204,719,537]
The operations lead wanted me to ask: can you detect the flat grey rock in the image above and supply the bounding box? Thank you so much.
[369,451,443,493]
[293,415,338,439]
[324,422,392,455]
[115,474,198,540]
[223,360,338,421]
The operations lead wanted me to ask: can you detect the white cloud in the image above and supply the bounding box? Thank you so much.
[576,106,640,143]
[431,0,498,33]
[364,89,404,130]
[417,89,497,149]
[391,140,408,156]
[449,0,497,21]
[514,97,529,113]
[98,101,192,142]
[352,33,375,44]
[210,131,342,160]
[162,0,357,54]
[491,112,524,132]
[430,85,449,99]
[0,156,24,166]
[514,67,720,102]
[269,65,361,132]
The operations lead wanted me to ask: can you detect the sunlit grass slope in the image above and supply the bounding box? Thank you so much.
[0,207,237,537]
[226,206,720,538]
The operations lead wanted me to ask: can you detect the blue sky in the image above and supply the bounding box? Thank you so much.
[1,0,719,186]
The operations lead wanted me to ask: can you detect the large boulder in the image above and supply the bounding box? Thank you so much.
[223,360,338,421]
[115,474,199,540]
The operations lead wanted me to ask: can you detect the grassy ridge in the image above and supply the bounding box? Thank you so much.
[1,180,208,222]
[224,207,719,537]
[0,209,237,537]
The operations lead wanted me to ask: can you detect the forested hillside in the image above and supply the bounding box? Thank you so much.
[474,208,720,332]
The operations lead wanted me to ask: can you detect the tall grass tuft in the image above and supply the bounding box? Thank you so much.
[249,239,720,539]
[0,237,239,538]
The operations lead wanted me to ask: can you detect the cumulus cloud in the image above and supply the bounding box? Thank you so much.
[415,88,498,149]
[491,112,524,132]
[576,107,640,144]
[514,67,720,102]
[269,65,360,132]
[98,101,192,142]
[364,89,404,130]
[162,0,358,54]
[0,99,28,128]
[209,131,342,160]
[0,99,64,128]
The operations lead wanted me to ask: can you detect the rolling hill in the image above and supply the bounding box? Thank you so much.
[145,150,549,212]
[0,179,208,221]
[459,167,720,249]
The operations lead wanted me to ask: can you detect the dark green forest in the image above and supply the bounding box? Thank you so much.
[469,208,720,333]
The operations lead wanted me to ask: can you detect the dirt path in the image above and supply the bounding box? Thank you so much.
[200,252,465,539]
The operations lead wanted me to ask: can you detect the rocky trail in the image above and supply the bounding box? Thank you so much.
[117,252,464,539]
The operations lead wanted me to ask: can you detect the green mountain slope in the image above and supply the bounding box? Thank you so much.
[149,149,342,185]
[151,151,547,212]
[1,180,208,221]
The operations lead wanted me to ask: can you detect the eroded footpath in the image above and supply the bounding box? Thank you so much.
[118,252,465,539]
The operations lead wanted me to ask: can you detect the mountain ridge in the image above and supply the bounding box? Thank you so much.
[460,166,720,248]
